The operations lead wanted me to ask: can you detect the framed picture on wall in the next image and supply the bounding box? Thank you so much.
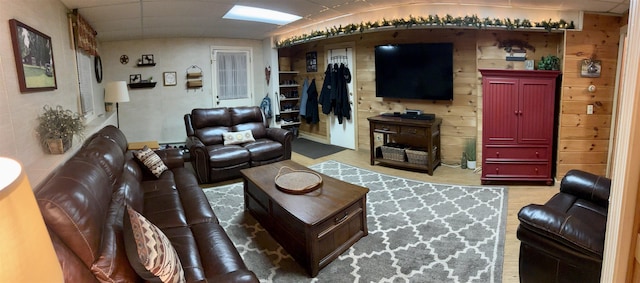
[9,19,57,93]
[163,72,177,86]
[306,52,317,72]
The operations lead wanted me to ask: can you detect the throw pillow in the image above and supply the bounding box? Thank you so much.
[123,205,185,283]
[134,146,168,178]
[222,130,255,145]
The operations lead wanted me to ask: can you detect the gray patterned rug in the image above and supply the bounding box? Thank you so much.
[203,160,507,283]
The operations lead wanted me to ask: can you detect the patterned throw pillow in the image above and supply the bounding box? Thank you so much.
[222,130,255,145]
[123,205,185,283]
[134,146,168,178]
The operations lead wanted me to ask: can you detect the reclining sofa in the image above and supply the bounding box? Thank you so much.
[35,125,258,282]
[517,169,611,283]
[185,106,292,183]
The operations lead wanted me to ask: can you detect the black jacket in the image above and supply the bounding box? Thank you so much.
[335,63,351,124]
[305,79,320,124]
[318,64,333,115]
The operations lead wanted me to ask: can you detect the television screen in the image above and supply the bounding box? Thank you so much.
[375,43,454,100]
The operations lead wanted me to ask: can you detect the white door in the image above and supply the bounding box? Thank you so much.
[211,47,253,107]
[327,47,356,149]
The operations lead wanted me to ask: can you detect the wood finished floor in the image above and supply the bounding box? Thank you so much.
[290,148,558,283]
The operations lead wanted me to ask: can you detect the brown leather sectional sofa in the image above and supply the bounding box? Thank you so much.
[35,125,258,282]
[185,107,292,184]
[517,169,611,283]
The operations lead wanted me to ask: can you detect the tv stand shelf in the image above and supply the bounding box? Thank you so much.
[368,115,442,175]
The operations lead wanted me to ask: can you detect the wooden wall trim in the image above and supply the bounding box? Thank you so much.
[602,4,640,281]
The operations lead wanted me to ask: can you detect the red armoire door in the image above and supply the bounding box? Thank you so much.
[518,78,556,144]
[482,77,519,144]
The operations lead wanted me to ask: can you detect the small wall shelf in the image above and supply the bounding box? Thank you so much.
[136,63,156,67]
[128,82,157,89]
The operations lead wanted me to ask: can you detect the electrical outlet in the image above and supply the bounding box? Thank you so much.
[587,104,594,115]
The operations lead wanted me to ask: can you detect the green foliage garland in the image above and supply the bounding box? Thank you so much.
[276,14,574,48]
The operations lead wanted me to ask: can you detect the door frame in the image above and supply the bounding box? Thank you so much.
[606,25,627,177]
[324,42,358,150]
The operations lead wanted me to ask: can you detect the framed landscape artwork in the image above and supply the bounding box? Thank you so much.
[9,19,57,92]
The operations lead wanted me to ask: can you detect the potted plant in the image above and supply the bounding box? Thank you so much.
[538,55,561,70]
[36,105,85,154]
[464,138,477,169]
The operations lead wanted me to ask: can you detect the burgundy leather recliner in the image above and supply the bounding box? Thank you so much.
[185,107,292,184]
[517,169,611,283]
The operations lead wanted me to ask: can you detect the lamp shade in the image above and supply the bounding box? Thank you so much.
[104,81,130,103]
[0,157,64,282]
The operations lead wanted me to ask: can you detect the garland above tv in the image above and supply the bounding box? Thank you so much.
[275,14,575,48]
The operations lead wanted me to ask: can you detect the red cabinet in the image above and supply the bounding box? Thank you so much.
[479,69,561,185]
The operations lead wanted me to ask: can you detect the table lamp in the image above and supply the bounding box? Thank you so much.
[0,157,64,282]
[105,81,130,128]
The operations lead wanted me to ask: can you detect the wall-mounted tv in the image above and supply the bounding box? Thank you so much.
[375,42,454,101]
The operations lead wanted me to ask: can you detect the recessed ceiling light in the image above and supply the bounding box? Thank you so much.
[223,5,302,25]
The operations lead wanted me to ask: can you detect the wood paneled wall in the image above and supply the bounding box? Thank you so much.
[280,14,621,175]
[558,14,622,178]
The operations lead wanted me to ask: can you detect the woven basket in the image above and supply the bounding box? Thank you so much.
[406,148,428,165]
[381,143,406,162]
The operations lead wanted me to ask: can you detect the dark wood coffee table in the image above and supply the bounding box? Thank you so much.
[240,160,369,277]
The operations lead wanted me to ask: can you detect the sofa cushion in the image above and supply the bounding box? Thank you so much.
[243,139,284,161]
[206,145,251,167]
[134,146,169,178]
[91,197,140,282]
[223,130,255,145]
[124,205,185,283]
[36,157,114,268]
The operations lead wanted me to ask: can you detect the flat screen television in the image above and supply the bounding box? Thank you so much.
[375,43,454,100]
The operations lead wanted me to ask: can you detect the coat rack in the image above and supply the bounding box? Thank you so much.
[329,48,349,66]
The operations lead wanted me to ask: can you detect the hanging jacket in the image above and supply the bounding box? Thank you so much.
[300,77,309,117]
[335,63,352,124]
[318,64,333,115]
[305,79,320,124]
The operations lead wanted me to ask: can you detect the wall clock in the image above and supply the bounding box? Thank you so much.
[94,56,103,83]
[163,72,177,86]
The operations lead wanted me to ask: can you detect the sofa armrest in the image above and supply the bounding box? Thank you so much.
[560,169,611,208]
[265,128,293,159]
[186,136,210,183]
[186,136,205,149]
[154,148,184,169]
[518,204,605,256]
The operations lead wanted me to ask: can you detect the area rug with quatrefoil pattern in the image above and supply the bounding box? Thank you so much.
[203,160,507,283]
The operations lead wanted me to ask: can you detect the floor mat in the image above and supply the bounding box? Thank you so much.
[291,138,346,159]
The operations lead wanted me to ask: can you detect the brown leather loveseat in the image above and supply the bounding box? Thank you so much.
[517,169,611,283]
[35,125,258,282]
[185,107,292,183]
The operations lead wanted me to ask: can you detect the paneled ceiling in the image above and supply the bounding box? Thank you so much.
[60,0,630,42]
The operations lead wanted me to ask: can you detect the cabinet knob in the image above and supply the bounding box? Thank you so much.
[535,151,539,157]
[534,168,539,173]
[496,152,500,157]
[495,168,499,173]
